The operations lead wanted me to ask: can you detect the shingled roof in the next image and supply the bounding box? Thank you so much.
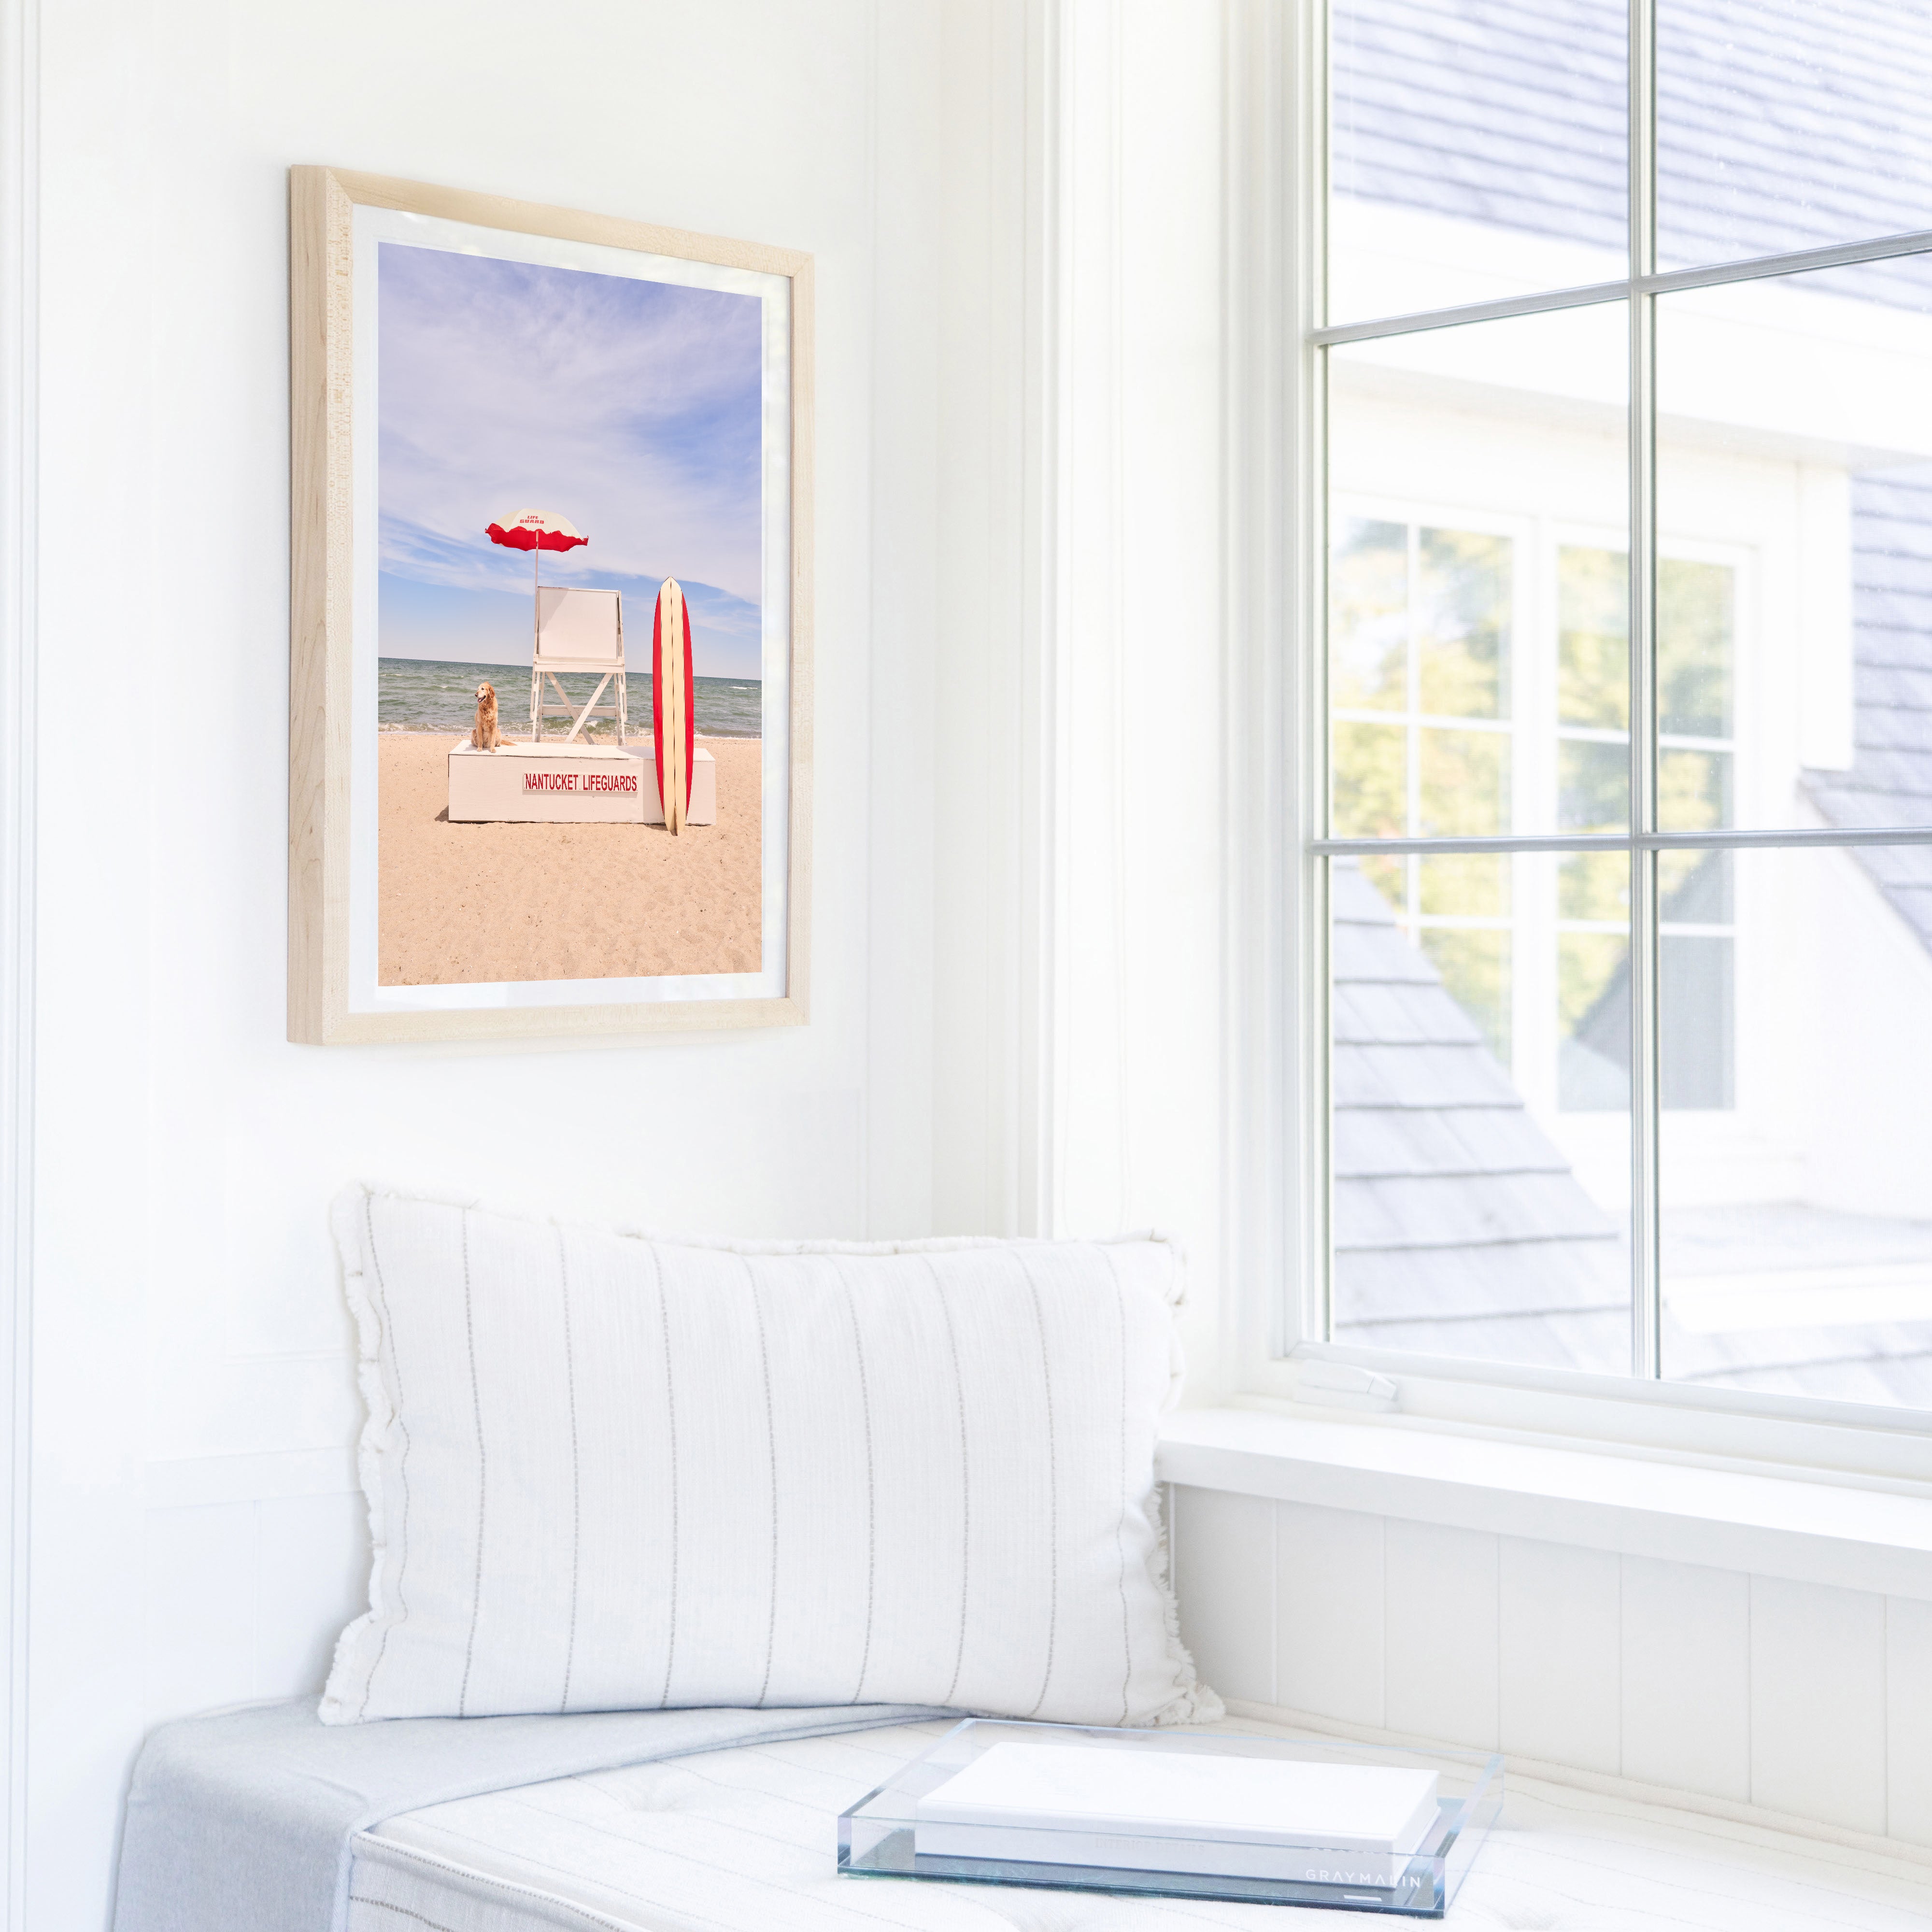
[1334,0,1932,291]
[1331,859,1630,1373]
[1332,861,1932,1402]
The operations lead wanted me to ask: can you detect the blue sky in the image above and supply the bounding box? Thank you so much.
[377,243,764,678]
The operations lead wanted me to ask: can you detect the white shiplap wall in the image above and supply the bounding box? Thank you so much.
[141,1466,366,1732]
[1170,1484,1932,1849]
[18,1,960,1920]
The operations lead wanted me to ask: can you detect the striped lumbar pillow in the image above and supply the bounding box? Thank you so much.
[321,1185,1221,1728]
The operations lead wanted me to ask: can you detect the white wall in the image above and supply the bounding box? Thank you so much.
[32,0,1918,1918]
[7,3,1246,1913]
[3,1,1248,1914]
[20,1,948,1921]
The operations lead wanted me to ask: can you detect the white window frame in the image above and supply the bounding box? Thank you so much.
[1226,0,1932,1492]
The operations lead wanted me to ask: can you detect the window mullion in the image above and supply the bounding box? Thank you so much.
[1629,0,1662,1381]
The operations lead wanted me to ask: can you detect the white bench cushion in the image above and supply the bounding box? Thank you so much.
[348,1717,1932,1932]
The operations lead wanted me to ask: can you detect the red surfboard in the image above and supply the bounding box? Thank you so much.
[652,579,696,834]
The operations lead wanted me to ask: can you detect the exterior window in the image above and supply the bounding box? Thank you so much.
[1332,517,1516,1063]
[1315,0,1932,1410]
[1332,525,1740,1104]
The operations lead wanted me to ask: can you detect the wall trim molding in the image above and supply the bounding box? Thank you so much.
[1219,0,1298,1378]
[1041,0,1130,1240]
[1163,1408,1932,1599]
[146,1450,359,1512]
[1016,0,1062,1239]
[0,0,36,1915]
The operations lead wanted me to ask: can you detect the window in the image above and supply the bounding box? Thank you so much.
[1330,514,1740,1105]
[1309,0,1932,1412]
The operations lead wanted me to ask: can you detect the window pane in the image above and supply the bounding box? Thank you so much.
[1332,517,1408,709]
[1659,747,1731,835]
[1659,845,1732,923]
[1659,935,1733,1109]
[1418,527,1511,718]
[1560,850,1627,923]
[1329,0,1627,325]
[1420,928,1511,1067]
[1658,557,1733,739]
[1419,728,1507,836]
[1559,930,1629,1113]
[1329,303,1628,838]
[1419,852,1508,918]
[1358,850,1407,915]
[1661,845,1932,1410]
[1657,262,1932,832]
[1628,848,1740,1116]
[1559,546,1629,729]
[1559,739,1628,834]
[1332,853,1632,1376]
[1333,721,1407,838]
[1657,1,1932,270]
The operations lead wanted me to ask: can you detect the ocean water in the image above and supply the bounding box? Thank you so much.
[378,657,763,738]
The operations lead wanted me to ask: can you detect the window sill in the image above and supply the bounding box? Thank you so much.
[1156,1404,1932,1601]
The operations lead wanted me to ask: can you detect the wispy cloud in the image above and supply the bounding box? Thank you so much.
[377,243,765,607]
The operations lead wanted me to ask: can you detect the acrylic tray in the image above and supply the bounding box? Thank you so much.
[837,1718,1502,1917]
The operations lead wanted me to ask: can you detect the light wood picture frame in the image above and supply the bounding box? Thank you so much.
[289,167,813,1044]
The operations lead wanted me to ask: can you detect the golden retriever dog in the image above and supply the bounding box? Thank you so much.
[471,681,514,751]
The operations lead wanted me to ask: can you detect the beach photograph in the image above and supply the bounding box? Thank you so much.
[375,239,768,987]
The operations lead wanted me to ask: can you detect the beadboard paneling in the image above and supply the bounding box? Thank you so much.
[1888,1594,1932,1847]
[1384,1519,1499,1750]
[144,1491,368,1727]
[1170,1485,1276,1705]
[1170,1490,1918,1846]
[142,1503,259,1726]
[1277,1500,1384,1727]
[256,1491,370,1700]
[1749,1576,1888,1834]
[1499,1535,1620,1774]
[1619,1555,1752,1801]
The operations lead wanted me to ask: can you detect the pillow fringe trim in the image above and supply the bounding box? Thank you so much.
[320,1184,400,1723]
[1144,1478,1225,1726]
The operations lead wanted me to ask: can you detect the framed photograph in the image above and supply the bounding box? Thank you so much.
[288,167,812,1043]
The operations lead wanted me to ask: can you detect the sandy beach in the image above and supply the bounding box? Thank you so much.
[379,733,763,985]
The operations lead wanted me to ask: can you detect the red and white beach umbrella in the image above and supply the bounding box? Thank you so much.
[486,508,589,649]
[485,508,587,557]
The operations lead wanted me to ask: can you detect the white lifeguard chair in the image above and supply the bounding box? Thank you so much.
[530,586,626,742]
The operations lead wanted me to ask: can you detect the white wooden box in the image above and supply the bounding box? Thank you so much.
[446,740,717,826]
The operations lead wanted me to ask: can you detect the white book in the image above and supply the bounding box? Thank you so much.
[913,1742,1440,1887]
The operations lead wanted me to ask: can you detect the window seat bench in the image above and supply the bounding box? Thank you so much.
[347,1713,1930,1931]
